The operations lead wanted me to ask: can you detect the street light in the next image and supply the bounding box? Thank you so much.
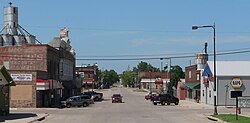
[162,58,171,94]
[192,23,217,115]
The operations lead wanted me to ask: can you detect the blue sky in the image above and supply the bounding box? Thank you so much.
[1,0,250,73]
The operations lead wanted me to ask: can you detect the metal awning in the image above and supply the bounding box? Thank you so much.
[185,83,200,89]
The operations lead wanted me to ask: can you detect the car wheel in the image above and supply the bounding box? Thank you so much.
[153,103,157,105]
[175,102,179,105]
[161,101,165,105]
[66,103,71,108]
[83,102,88,107]
[94,97,98,101]
[167,103,170,105]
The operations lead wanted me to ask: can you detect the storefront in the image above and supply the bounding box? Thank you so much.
[201,61,250,106]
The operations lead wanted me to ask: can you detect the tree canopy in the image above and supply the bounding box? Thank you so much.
[98,69,119,88]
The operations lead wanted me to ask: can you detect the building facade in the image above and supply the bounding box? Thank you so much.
[139,72,170,93]
[0,4,78,108]
[75,64,99,92]
[201,61,250,106]
[185,65,201,102]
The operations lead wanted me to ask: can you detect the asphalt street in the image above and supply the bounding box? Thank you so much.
[9,87,222,123]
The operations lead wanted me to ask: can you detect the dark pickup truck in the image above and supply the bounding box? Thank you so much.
[151,94,179,105]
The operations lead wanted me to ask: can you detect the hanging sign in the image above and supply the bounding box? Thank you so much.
[231,78,243,89]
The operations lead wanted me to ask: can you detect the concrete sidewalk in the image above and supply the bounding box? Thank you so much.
[0,113,49,123]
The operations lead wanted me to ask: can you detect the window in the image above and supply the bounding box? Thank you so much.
[197,74,200,81]
[209,90,211,98]
[202,90,204,97]
[13,8,16,14]
[189,71,191,78]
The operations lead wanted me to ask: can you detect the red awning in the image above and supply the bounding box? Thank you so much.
[36,79,50,90]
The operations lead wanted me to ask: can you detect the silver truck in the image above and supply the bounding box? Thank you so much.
[61,95,94,108]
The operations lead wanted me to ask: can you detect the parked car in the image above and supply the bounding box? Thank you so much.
[145,93,156,100]
[83,91,103,101]
[151,94,179,105]
[111,94,123,103]
[61,95,91,108]
[78,94,94,104]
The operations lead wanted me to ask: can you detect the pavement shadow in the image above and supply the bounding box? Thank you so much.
[102,98,111,101]
[0,113,37,122]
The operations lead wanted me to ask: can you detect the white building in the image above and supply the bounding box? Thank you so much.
[201,61,250,106]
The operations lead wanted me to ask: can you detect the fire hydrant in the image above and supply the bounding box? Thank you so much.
[237,107,241,114]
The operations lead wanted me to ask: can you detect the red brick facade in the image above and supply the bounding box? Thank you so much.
[185,65,200,83]
[0,44,63,107]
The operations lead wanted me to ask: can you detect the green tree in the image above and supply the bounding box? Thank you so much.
[167,65,185,94]
[99,69,119,88]
[136,61,160,72]
[121,61,160,88]
[121,70,136,87]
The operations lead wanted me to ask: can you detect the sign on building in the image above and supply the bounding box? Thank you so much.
[11,74,32,81]
[238,96,250,108]
[231,78,243,89]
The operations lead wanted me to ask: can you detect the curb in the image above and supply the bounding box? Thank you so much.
[207,115,218,121]
[206,115,227,123]
[28,113,49,123]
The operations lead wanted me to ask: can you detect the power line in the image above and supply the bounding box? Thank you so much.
[0,48,249,61]
[76,50,250,61]
[76,47,250,58]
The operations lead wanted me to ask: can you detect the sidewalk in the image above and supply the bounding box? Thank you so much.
[180,100,250,121]
[0,113,49,123]
[179,100,214,109]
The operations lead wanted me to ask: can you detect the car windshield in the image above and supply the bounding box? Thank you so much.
[112,94,121,97]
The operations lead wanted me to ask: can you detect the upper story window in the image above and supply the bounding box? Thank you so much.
[189,71,191,79]
[197,74,200,81]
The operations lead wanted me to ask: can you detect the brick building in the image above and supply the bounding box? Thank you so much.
[185,65,201,101]
[75,64,98,92]
[139,72,169,93]
[0,4,78,108]
[0,44,63,107]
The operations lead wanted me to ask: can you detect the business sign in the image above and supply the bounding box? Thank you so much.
[231,78,243,89]
[11,74,32,81]
[239,96,250,108]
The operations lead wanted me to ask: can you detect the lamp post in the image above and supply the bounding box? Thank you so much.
[192,23,217,115]
[160,58,163,71]
[149,71,152,94]
[162,58,171,94]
